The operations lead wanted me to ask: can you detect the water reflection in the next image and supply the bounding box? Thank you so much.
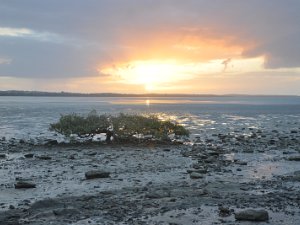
[146,99,150,107]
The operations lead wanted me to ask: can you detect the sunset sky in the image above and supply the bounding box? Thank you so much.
[0,0,300,94]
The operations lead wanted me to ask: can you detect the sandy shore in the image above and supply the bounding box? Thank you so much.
[1,126,300,224]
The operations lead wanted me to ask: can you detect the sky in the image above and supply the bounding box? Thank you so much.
[0,0,300,94]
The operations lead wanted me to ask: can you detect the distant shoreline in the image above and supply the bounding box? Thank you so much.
[0,91,298,97]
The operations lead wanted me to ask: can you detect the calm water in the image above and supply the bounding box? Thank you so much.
[0,96,300,142]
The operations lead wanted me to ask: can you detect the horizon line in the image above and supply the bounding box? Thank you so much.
[0,90,299,97]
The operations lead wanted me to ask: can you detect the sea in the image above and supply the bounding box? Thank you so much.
[0,96,300,144]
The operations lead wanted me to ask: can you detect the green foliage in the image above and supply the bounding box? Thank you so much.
[50,111,189,142]
[50,110,110,136]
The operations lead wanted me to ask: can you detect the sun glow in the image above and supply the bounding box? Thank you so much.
[100,57,265,92]
[101,60,197,91]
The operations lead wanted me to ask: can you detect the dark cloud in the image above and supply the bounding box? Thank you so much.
[0,0,300,78]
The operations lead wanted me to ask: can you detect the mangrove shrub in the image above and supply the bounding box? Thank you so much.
[50,111,189,142]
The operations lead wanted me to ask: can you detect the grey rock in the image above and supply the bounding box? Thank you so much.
[287,156,300,161]
[235,209,269,221]
[24,153,34,158]
[14,181,36,189]
[47,140,58,145]
[53,208,81,217]
[190,172,204,179]
[30,199,62,210]
[85,170,110,179]
[145,190,170,199]
[36,155,52,160]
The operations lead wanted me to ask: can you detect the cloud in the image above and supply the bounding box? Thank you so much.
[0,57,11,65]
[0,0,300,80]
[0,27,32,37]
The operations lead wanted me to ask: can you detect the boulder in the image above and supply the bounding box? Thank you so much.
[235,209,269,221]
[85,170,110,179]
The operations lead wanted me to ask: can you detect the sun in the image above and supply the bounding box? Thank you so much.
[100,60,195,91]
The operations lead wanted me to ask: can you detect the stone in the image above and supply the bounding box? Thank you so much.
[190,172,204,179]
[85,170,110,179]
[235,209,269,221]
[14,181,36,189]
[0,154,6,158]
[53,208,80,217]
[145,190,170,199]
[24,153,34,158]
[30,199,62,209]
[187,169,207,174]
[36,155,52,160]
[287,156,300,161]
[47,140,58,145]
[219,206,231,217]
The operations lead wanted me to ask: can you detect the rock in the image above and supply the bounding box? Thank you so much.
[269,139,276,145]
[53,208,81,217]
[287,156,300,161]
[187,169,207,174]
[36,155,52,160]
[0,212,20,225]
[85,170,110,179]
[236,161,247,165]
[30,199,62,209]
[219,206,231,217]
[14,181,36,189]
[145,190,170,199]
[86,151,97,156]
[46,140,58,145]
[190,172,204,179]
[24,153,34,158]
[0,154,6,158]
[235,209,269,221]
[286,171,300,182]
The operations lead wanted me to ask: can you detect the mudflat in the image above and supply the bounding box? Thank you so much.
[1,124,300,225]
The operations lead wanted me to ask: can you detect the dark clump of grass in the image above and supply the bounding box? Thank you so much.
[50,110,189,143]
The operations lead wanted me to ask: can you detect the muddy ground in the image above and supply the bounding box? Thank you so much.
[0,127,300,224]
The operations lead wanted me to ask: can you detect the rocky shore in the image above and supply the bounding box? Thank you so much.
[0,125,300,224]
